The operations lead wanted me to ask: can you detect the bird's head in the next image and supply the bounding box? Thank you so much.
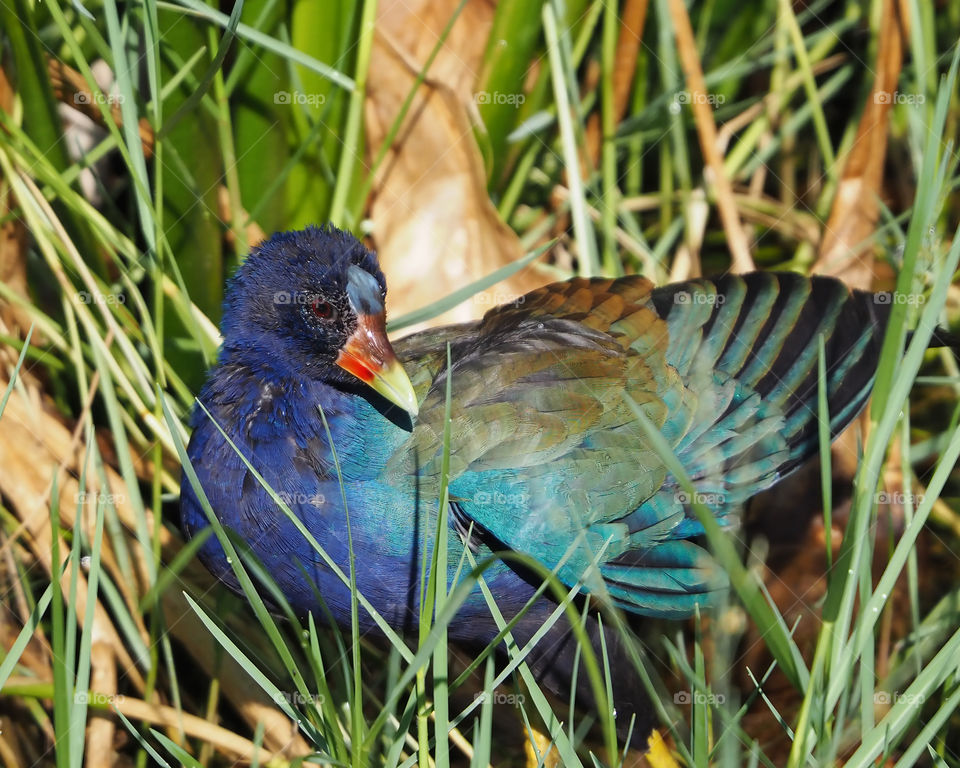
[219,225,418,416]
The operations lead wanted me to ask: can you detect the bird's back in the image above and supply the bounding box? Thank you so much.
[388,272,889,616]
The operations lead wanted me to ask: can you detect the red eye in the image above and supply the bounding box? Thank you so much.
[311,298,336,321]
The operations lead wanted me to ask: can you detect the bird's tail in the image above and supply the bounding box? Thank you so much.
[604,273,906,617]
[650,272,894,479]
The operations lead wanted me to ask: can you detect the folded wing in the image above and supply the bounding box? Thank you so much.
[389,273,889,617]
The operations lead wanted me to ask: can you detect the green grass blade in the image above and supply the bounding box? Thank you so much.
[0,584,53,688]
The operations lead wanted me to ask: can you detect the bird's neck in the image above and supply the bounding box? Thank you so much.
[199,351,408,472]
[205,351,363,419]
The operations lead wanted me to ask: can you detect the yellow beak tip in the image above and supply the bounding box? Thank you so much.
[370,361,420,418]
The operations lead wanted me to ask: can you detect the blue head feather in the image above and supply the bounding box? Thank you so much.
[216,225,387,384]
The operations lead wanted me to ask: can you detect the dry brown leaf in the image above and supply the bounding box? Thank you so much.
[84,639,117,768]
[2,673,280,764]
[0,371,310,759]
[366,0,546,324]
[0,380,146,686]
[813,0,904,288]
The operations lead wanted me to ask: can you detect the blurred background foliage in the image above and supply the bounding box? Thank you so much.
[1,0,960,766]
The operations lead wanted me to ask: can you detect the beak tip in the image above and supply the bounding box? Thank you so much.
[384,366,419,419]
[395,374,420,418]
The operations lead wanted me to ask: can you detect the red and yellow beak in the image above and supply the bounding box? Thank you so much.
[335,312,419,416]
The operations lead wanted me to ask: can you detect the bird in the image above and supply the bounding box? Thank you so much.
[180,224,903,750]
